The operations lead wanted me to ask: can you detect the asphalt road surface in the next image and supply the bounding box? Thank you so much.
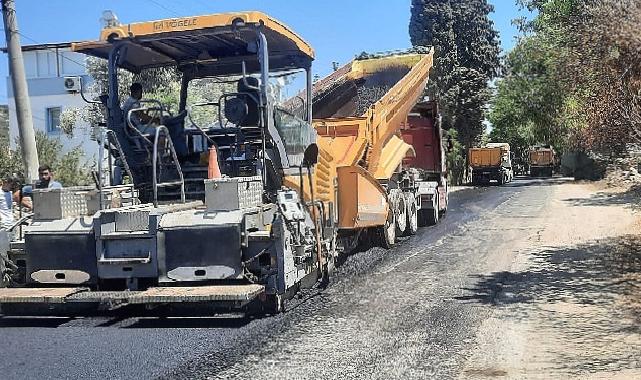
[2,177,639,379]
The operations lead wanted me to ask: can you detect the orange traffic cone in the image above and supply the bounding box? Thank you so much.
[208,146,222,179]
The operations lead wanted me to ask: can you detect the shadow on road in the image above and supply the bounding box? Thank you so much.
[457,235,641,375]
[0,317,72,328]
[563,184,641,210]
[462,176,575,189]
[0,311,256,329]
[506,176,575,188]
[458,235,641,308]
[124,316,252,329]
[0,315,255,329]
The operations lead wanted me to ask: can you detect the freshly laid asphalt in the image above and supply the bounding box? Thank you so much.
[0,177,560,380]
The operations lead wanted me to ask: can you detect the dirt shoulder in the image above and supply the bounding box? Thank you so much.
[461,180,641,379]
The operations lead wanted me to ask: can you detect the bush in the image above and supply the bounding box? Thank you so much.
[0,131,92,186]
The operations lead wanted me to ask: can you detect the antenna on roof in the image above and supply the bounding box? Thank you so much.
[99,10,120,29]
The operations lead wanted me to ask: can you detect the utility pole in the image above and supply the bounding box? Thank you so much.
[2,0,38,182]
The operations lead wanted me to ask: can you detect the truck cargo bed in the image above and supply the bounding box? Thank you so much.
[286,50,434,230]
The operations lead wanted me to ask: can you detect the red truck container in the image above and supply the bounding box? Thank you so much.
[401,101,449,225]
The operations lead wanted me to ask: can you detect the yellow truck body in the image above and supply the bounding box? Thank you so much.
[468,143,513,185]
[283,50,434,230]
[529,146,555,177]
[469,148,503,168]
[529,149,554,166]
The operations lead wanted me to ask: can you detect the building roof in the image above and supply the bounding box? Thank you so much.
[0,42,79,53]
[71,11,314,76]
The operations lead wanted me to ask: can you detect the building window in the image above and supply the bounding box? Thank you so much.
[46,107,61,133]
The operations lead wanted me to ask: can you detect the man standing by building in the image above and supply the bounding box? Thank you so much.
[1,176,17,286]
[1,177,16,231]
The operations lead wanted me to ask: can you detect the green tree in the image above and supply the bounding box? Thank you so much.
[60,56,233,136]
[410,0,501,182]
[492,0,641,158]
[489,33,572,157]
[0,131,92,186]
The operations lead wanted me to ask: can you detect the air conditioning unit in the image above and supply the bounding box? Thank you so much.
[63,76,81,92]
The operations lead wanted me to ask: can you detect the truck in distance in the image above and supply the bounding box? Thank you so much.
[468,143,513,185]
[529,145,556,177]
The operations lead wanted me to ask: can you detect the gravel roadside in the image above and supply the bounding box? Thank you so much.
[460,181,641,379]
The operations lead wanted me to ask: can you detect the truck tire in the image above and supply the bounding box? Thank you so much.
[420,196,439,226]
[440,189,449,215]
[404,195,418,236]
[263,293,287,314]
[417,209,427,227]
[395,193,407,236]
[0,257,6,288]
[428,198,439,225]
[378,209,396,248]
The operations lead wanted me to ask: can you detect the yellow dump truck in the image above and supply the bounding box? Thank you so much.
[529,145,556,177]
[308,49,447,249]
[468,143,513,185]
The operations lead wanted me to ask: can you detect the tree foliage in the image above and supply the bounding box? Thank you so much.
[410,0,500,148]
[489,33,571,157]
[490,0,641,158]
[60,57,234,137]
[0,131,92,186]
[410,0,500,184]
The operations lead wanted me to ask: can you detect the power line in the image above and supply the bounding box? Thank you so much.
[144,0,205,18]
[1,1,214,79]
[145,0,181,17]
[16,31,87,69]
[194,0,214,11]
[0,27,88,70]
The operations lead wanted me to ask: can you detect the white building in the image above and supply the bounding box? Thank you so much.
[3,42,97,160]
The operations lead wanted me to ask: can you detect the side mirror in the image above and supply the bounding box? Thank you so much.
[303,143,319,167]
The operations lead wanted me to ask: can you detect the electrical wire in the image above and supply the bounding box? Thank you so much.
[0,27,88,69]
[144,0,181,18]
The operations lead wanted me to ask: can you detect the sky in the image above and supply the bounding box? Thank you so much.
[0,0,531,104]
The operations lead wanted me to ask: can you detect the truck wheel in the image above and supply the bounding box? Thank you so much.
[263,294,286,314]
[0,257,7,288]
[440,189,449,215]
[425,197,440,226]
[395,193,407,236]
[417,209,427,227]
[327,230,338,273]
[379,209,396,248]
[405,196,418,236]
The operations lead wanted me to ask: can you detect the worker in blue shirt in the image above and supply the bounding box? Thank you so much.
[21,164,63,210]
